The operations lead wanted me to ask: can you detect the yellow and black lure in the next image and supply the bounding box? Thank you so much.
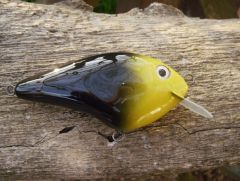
[15,52,212,134]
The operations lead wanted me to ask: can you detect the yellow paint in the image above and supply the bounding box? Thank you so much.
[121,54,188,132]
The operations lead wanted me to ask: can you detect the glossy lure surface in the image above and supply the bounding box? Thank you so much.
[15,52,212,133]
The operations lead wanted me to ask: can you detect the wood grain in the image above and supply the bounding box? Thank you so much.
[0,0,239,180]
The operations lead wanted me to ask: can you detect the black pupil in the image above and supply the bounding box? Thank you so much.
[158,69,166,77]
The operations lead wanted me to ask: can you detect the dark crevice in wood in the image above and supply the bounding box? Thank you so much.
[59,126,75,134]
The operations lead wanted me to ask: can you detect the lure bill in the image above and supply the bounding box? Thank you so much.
[180,98,213,118]
[15,52,213,133]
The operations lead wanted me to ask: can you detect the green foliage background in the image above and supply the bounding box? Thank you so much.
[93,0,117,14]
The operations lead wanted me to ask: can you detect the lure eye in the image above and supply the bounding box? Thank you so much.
[157,66,170,80]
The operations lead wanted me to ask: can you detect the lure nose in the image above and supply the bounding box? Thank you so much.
[15,79,43,97]
[169,75,213,119]
[169,76,189,100]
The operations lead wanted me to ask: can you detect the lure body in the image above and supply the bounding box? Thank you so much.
[16,52,189,132]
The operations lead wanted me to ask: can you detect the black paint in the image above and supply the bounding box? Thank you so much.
[15,52,137,131]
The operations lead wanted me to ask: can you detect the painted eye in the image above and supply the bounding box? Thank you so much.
[157,66,170,80]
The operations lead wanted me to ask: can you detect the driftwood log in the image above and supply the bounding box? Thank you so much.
[0,0,240,180]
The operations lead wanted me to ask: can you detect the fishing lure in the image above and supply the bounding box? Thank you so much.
[15,52,212,136]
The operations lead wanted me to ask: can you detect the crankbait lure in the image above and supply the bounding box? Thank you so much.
[15,52,213,133]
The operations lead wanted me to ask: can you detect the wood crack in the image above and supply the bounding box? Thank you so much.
[176,122,240,135]
[0,127,101,150]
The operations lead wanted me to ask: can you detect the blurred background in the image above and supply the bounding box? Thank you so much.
[21,0,240,180]
[27,0,240,18]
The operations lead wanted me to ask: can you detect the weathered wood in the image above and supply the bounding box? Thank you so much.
[0,0,240,180]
